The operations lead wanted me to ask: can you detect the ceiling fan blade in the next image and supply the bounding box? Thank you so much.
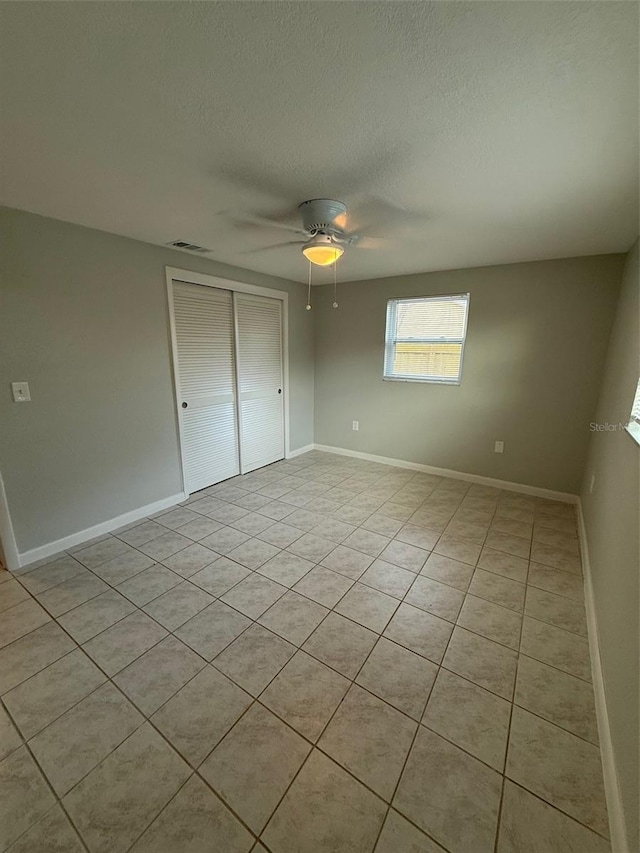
[240,240,304,254]
[350,236,387,250]
[230,213,306,236]
[314,143,411,199]
[345,195,430,238]
[217,162,297,202]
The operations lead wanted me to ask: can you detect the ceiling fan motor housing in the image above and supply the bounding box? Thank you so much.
[298,199,347,235]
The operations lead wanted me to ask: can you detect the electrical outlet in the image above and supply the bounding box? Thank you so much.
[590,474,596,494]
[494,440,504,454]
[352,420,359,431]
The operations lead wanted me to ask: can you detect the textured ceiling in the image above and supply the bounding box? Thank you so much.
[1,1,638,284]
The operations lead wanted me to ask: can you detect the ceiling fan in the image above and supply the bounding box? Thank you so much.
[232,196,428,266]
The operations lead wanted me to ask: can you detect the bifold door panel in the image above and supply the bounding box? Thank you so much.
[172,282,240,493]
[235,293,285,474]
[171,281,285,493]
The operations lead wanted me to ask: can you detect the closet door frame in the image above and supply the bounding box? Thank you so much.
[165,266,290,496]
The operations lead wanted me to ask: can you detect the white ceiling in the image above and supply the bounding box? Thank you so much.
[1,1,637,284]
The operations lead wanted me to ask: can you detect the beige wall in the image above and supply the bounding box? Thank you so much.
[314,255,624,494]
[580,240,639,852]
[0,207,313,554]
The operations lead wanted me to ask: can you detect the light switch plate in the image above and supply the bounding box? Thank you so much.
[11,381,31,402]
[494,440,504,454]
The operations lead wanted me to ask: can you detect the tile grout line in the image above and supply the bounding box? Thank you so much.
[1,453,598,851]
[193,470,469,847]
[0,696,92,853]
[25,522,364,852]
[3,505,589,698]
[364,540,470,853]
[492,536,530,853]
[3,494,585,674]
[74,526,591,687]
[4,599,267,852]
[7,554,603,831]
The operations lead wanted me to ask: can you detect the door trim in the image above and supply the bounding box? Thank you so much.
[231,290,245,475]
[165,267,290,496]
[0,470,19,571]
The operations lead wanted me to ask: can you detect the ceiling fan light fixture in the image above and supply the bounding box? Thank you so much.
[301,234,344,266]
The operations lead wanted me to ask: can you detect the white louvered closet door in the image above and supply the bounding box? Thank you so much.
[172,282,240,493]
[235,293,284,473]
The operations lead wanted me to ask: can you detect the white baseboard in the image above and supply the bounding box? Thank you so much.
[17,492,187,569]
[312,444,578,503]
[577,500,629,853]
[287,444,315,459]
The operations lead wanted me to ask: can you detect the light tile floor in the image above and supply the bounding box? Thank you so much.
[0,451,610,852]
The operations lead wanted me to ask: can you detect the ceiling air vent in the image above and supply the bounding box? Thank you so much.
[166,240,211,254]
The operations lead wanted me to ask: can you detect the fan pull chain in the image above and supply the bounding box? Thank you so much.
[306,260,312,311]
[332,259,338,309]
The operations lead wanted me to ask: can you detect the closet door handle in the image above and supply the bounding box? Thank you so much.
[182,402,188,409]
[278,389,282,394]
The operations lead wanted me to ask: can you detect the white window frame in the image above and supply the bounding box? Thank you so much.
[626,378,640,446]
[383,293,470,385]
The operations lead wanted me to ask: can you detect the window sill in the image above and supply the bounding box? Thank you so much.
[383,376,461,386]
[625,422,640,447]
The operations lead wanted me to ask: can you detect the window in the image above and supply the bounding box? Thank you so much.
[627,378,640,446]
[383,293,470,384]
